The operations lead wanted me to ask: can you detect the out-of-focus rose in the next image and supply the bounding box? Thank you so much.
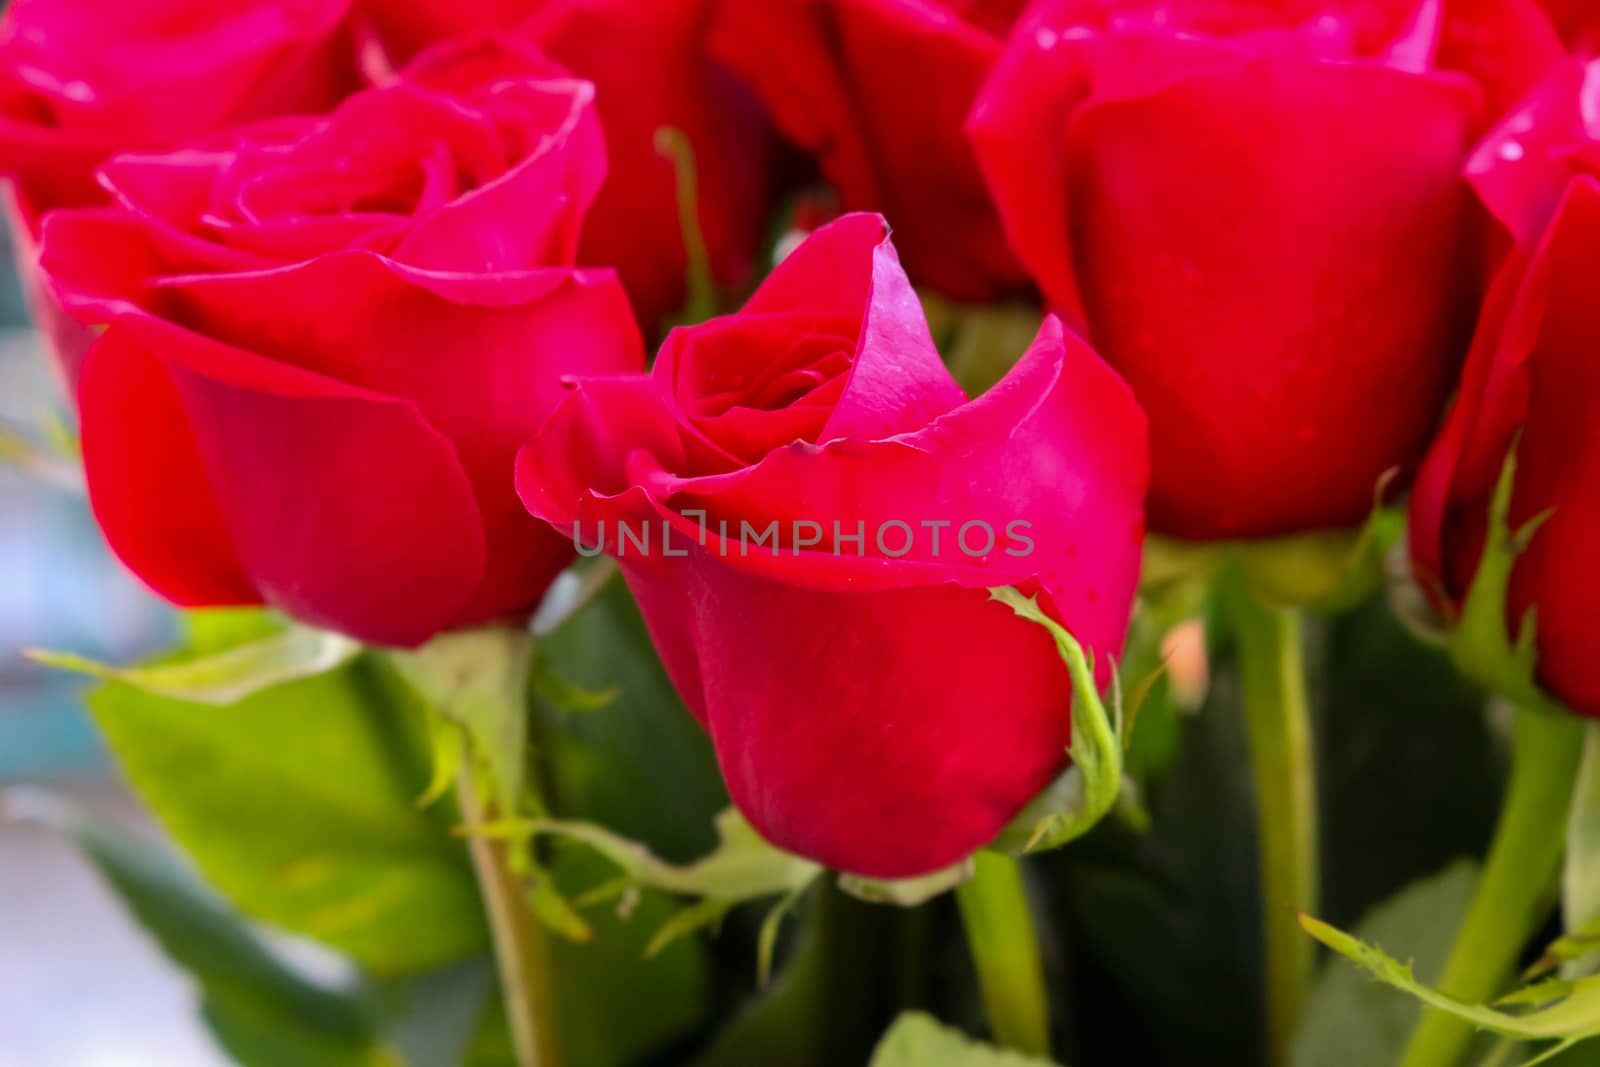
[709,0,1031,302]
[0,0,365,382]
[969,0,1565,541]
[517,213,1148,877]
[39,41,642,647]
[1411,58,1600,715]
[1537,0,1599,50]
[362,0,781,333]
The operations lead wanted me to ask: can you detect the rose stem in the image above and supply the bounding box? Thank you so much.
[1396,706,1583,1067]
[955,850,1052,1057]
[457,757,563,1067]
[1222,566,1318,1067]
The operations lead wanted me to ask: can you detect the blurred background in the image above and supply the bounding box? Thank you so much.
[0,213,224,1067]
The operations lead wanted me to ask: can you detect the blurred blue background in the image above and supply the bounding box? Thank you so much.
[0,213,225,1067]
[0,217,175,781]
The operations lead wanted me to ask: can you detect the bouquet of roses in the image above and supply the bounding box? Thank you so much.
[5,1,1600,1065]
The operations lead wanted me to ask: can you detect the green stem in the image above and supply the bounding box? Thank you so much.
[655,127,716,325]
[457,761,563,1067]
[955,851,1052,1057]
[391,631,562,1067]
[1224,568,1318,1067]
[1396,706,1585,1067]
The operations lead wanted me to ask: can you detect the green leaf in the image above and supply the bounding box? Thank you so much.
[692,882,904,1067]
[30,626,360,705]
[988,588,1122,854]
[89,653,487,974]
[1292,862,1480,1067]
[548,849,711,1067]
[533,576,727,863]
[369,959,498,1067]
[867,1012,1058,1067]
[4,790,395,1067]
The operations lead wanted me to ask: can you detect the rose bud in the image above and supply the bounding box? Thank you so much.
[709,0,1031,302]
[38,41,642,647]
[968,0,1565,541]
[516,213,1148,877]
[1411,57,1600,715]
[0,0,364,384]
[361,0,781,334]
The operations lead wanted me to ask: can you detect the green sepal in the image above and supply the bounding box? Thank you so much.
[988,587,1123,855]
[531,645,620,715]
[528,808,822,961]
[29,625,359,705]
[838,858,975,908]
[1444,448,1558,713]
[756,883,812,989]
[1300,915,1600,1064]
[1530,914,1600,982]
[389,629,535,820]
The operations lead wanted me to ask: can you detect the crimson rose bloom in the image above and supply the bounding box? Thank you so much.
[40,43,642,647]
[362,0,779,332]
[517,214,1148,877]
[0,0,363,382]
[1411,58,1600,715]
[710,0,1030,301]
[1537,0,1598,49]
[969,0,1565,541]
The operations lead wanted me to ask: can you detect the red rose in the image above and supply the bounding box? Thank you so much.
[1411,58,1600,715]
[1537,0,1599,50]
[362,0,781,333]
[39,40,643,647]
[0,0,364,382]
[968,0,1565,541]
[516,214,1148,877]
[358,0,529,57]
[709,0,1030,302]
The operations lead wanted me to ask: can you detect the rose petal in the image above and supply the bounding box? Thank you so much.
[154,250,643,624]
[84,313,490,646]
[1064,43,1477,536]
[77,321,257,608]
[710,0,1025,299]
